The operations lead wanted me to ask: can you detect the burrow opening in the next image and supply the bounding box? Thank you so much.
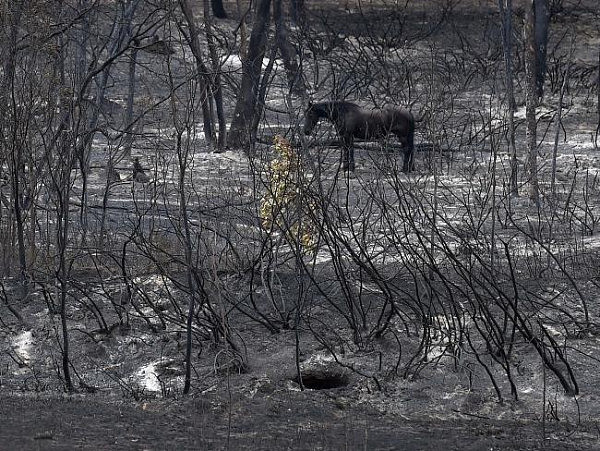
[293,371,349,390]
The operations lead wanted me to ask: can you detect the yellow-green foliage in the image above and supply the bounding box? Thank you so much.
[260,136,317,252]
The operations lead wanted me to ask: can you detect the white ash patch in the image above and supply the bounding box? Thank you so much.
[220,55,285,73]
[136,361,161,393]
[312,250,333,264]
[356,281,384,294]
[12,330,33,366]
[302,352,336,367]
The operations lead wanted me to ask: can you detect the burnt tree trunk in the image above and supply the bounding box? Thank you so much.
[498,0,518,196]
[78,0,141,242]
[236,0,249,59]
[0,0,28,285]
[227,0,272,149]
[596,44,599,145]
[211,0,227,18]
[179,0,216,147]
[274,0,306,97]
[534,0,550,99]
[290,0,305,26]
[124,22,139,158]
[203,0,227,150]
[525,0,540,204]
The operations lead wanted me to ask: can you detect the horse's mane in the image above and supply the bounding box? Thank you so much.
[310,101,361,117]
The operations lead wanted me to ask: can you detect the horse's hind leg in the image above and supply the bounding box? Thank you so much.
[348,145,355,171]
[341,136,355,172]
[399,132,415,173]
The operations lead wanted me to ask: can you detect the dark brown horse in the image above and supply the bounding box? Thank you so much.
[303,101,415,172]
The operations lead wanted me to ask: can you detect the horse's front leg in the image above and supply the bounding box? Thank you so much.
[402,147,414,173]
[399,134,415,173]
[341,135,355,172]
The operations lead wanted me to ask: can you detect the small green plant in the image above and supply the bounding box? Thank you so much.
[260,136,317,252]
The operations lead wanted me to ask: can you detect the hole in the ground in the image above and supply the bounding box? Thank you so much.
[293,371,349,390]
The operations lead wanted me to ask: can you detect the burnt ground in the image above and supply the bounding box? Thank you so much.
[1,390,595,451]
[2,0,600,450]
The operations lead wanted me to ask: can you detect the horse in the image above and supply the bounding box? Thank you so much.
[303,101,415,172]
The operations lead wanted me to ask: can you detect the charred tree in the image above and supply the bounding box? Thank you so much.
[203,0,228,150]
[227,0,273,149]
[179,0,217,147]
[290,0,305,26]
[274,0,306,97]
[77,0,141,242]
[525,0,540,204]
[534,0,550,99]
[211,0,227,18]
[498,0,518,196]
[0,0,28,284]
[124,38,139,157]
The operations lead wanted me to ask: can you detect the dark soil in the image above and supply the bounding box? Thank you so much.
[2,1,600,450]
[1,389,594,450]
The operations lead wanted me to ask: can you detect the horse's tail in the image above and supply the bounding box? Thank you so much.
[406,110,416,139]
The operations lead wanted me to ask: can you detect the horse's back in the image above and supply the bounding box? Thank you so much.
[384,106,413,123]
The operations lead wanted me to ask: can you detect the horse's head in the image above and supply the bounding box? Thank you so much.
[303,103,320,135]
